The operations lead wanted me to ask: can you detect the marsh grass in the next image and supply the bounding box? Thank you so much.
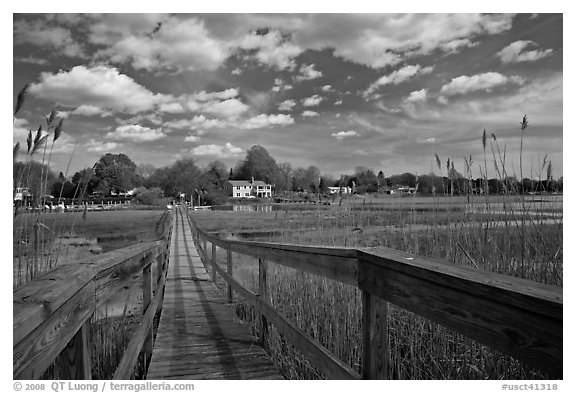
[192,176,561,380]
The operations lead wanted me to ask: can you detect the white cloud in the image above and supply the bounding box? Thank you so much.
[321,85,334,92]
[440,38,478,53]
[14,56,49,65]
[278,99,296,111]
[291,14,514,68]
[194,88,239,101]
[301,94,324,107]
[239,29,302,70]
[191,142,244,157]
[295,63,323,82]
[85,139,120,153]
[301,110,319,118]
[98,16,230,72]
[405,89,428,102]
[13,118,30,141]
[202,98,249,119]
[496,40,553,63]
[158,102,186,113]
[240,114,294,129]
[106,124,166,142]
[184,135,201,143]
[231,67,242,75]
[334,100,343,106]
[14,19,85,57]
[29,65,161,114]
[71,105,113,117]
[157,88,248,119]
[272,78,293,93]
[365,65,434,98]
[419,137,436,144]
[331,130,359,140]
[164,115,226,130]
[440,72,524,96]
[119,113,163,126]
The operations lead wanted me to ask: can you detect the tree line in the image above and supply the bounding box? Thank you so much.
[13,145,562,207]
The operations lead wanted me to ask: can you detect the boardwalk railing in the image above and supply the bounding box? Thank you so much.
[13,211,173,380]
[186,210,562,380]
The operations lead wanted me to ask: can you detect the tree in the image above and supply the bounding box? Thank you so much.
[133,187,165,206]
[71,168,99,197]
[13,160,56,203]
[51,172,76,199]
[93,153,138,194]
[135,163,157,180]
[276,162,293,193]
[351,166,378,193]
[146,158,202,198]
[233,145,280,184]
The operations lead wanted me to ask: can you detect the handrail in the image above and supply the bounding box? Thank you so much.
[13,210,174,380]
[186,208,562,379]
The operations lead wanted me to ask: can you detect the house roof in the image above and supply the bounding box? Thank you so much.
[228,180,252,187]
[227,180,271,187]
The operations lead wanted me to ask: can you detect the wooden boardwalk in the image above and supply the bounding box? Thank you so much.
[147,208,282,380]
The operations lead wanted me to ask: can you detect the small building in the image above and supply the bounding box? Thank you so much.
[226,179,272,198]
[326,186,352,194]
[388,186,417,195]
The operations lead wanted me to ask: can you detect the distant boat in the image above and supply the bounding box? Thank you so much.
[193,205,212,210]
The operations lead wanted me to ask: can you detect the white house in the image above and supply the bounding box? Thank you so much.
[226,179,272,198]
[327,186,352,194]
[389,186,417,195]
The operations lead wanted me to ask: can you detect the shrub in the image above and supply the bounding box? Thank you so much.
[133,187,166,206]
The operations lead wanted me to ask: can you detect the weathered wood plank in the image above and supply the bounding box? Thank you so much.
[358,251,562,378]
[14,282,96,379]
[192,224,358,285]
[58,322,91,380]
[361,292,389,379]
[147,206,282,380]
[113,273,166,380]
[210,259,359,380]
[227,250,233,302]
[258,258,268,345]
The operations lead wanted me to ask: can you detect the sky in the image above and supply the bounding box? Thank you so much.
[12,12,563,180]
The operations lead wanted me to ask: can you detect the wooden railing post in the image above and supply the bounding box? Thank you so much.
[361,291,389,379]
[227,249,233,302]
[58,322,92,379]
[211,242,217,282]
[142,265,154,364]
[142,262,153,366]
[258,258,268,345]
[156,249,164,287]
[203,239,207,258]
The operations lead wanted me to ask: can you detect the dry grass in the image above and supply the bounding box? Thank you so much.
[192,192,562,379]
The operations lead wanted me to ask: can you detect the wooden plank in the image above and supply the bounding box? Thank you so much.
[358,251,562,378]
[359,247,562,317]
[14,282,96,379]
[258,258,268,345]
[191,223,357,285]
[212,242,217,282]
[142,262,153,364]
[210,261,359,380]
[361,291,389,379]
[58,322,91,380]
[113,274,166,380]
[227,250,233,302]
[148,206,282,381]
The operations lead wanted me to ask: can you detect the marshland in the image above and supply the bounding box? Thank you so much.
[192,191,562,379]
[13,13,563,381]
